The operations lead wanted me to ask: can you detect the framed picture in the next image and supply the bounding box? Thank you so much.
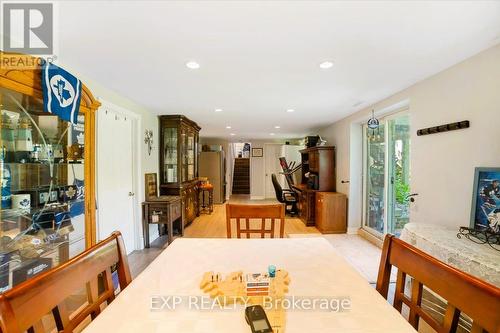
[145,173,158,201]
[252,148,263,157]
[470,167,500,233]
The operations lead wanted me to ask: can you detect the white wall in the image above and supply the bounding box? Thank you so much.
[318,44,500,230]
[70,74,160,247]
[249,139,302,199]
[250,140,267,199]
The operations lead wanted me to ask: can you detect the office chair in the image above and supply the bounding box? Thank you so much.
[271,174,298,216]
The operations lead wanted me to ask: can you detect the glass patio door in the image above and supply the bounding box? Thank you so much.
[387,115,411,235]
[363,112,410,237]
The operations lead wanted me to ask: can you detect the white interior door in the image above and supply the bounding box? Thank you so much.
[97,108,136,254]
[264,144,284,198]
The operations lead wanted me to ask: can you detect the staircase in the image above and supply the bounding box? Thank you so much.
[232,158,250,194]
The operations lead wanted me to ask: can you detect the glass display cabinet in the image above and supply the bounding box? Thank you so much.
[159,115,200,226]
[0,52,100,292]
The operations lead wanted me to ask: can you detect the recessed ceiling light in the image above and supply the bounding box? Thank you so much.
[214,108,223,112]
[270,133,275,136]
[286,109,295,113]
[230,133,236,136]
[319,61,333,69]
[226,126,231,129]
[274,125,281,129]
[186,61,200,69]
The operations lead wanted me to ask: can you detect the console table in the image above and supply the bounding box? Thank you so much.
[142,196,182,248]
[401,223,500,287]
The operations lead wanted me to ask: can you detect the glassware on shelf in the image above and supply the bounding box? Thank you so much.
[0,87,87,292]
[163,127,178,183]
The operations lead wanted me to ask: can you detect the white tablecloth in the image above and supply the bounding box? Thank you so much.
[82,238,416,333]
[401,223,500,287]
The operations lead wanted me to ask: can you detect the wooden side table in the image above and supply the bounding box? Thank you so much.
[142,196,182,248]
[199,184,214,214]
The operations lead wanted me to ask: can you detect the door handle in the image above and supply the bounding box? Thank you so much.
[128,192,135,196]
[406,193,418,202]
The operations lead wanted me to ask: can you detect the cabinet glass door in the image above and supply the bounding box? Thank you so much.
[181,128,187,182]
[163,127,178,183]
[187,131,195,181]
[0,87,87,292]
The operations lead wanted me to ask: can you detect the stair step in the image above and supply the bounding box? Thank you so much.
[232,158,250,194]
[232,190,250,194]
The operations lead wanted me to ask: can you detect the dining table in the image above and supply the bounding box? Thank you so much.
[82,237,417,332]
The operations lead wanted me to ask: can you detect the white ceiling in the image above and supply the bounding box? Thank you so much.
[57,1,500,139]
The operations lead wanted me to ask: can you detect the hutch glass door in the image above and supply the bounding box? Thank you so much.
[187,131,195,181]
[0,87,87,292]
[163,127,178,183]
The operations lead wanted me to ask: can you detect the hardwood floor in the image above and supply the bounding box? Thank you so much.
[128,196,319,277]
[127,235,169,278]
[184,196,320,238]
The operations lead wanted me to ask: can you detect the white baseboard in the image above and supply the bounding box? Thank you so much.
[250,196,265,200]
[347,226,359,235]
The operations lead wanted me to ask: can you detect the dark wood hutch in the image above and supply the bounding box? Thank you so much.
[159,115,201,226]
[293,146,346,233]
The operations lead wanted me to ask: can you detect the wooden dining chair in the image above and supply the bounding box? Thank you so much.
[376,234,500,333]
[0,231,132,333]
[226,204,285,238]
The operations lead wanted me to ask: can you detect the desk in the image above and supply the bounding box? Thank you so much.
[142,196,182,247]
[82,238,416,333]
[292,184,317,226]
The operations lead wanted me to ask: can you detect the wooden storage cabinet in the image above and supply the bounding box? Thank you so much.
[181,181,199,225]
[300,146,335,191]
[315,192,347,233]
[159,115,201,227]
[294,146,337,227]
[169,199,182,222]
[297,187,316,226]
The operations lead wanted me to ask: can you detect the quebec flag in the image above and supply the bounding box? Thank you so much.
[41,61,82,124]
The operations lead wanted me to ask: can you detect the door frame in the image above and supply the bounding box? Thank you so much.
[361,108,409,239]
[96,99,142,251]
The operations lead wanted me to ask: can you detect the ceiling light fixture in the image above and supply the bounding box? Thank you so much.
[319,61,333,69]
[230,133,236,136]
[186,61,200,69]
[286,109,295,113]
[214,108,223,112]
[226,126,231,129]
[274,126,280,129]
[270,133,275,136]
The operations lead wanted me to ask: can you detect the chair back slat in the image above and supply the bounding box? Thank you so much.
[226,204,285,238]
[0,231,132,333]
[376,235,500,333]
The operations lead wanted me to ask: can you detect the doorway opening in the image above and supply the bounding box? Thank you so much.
[232,143,251,195]
[362,111,410,237]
